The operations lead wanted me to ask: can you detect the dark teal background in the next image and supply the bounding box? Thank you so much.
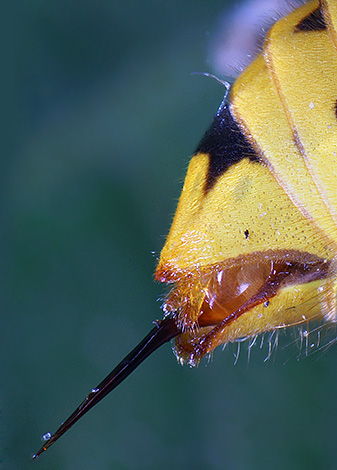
[3,1,337,469]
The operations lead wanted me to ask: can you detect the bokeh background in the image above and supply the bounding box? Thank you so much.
[4,0,337,469]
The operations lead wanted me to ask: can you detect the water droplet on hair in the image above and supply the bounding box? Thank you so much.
[42,432,51,442]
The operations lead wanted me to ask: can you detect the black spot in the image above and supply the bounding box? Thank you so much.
[294,7,326,32]
[264,301,270,307]
[244,229,249,239]
[195,102,260,192]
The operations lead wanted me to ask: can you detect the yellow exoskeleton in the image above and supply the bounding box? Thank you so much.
[34,0,337,458]
[156,0,337,365]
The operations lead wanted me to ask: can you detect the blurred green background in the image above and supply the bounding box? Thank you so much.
[3,1,337,469]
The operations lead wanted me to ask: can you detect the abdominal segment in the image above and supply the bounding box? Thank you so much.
[162,250,335,365]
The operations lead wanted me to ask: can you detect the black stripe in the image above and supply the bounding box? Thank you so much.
[294,6,326,32]
[195,102,259,192]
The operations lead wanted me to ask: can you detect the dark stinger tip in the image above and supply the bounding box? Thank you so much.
[32,317,180,459]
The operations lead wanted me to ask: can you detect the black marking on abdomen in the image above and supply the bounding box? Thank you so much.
[294,6,326,32]
[195,103,260,192]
